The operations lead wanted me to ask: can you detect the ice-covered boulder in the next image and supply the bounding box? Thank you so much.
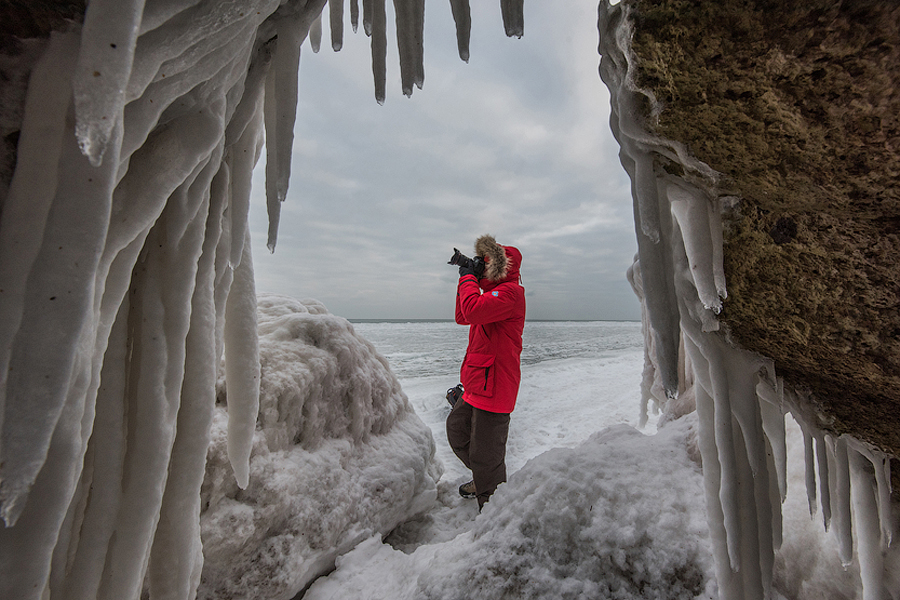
[198,294,441,600]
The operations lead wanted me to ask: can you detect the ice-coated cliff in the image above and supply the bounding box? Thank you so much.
[599,2,898,599]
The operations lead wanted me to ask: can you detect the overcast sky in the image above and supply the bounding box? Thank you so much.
[247,0,640,321]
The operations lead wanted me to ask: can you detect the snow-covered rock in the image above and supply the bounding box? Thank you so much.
[198,294,441,600]
[305,417,717,600]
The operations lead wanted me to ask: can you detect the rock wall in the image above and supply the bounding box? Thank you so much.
[599,3,900,597]
[625,0,900,466]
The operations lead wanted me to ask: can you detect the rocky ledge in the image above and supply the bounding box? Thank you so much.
[626,0,900,464]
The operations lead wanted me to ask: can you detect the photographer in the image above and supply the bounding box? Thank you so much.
[446,235,525,510]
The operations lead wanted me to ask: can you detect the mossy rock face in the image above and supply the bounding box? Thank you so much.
[630,0,900,455]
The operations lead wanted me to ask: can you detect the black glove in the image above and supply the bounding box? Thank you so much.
[459,264,476,278]
[446,384,464,407]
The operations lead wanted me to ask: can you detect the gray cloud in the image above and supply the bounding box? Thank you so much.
[248,0,640,321]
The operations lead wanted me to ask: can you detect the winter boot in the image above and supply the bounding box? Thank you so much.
[458,480,477,499]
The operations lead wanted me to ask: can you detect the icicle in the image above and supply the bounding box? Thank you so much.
[329,0,344,51]
[627,259,654,427]
[720,340,766,479]
[222,45,268,270]
[364,0,388,104]
[449,0,472,62]
[683,335,745,600]
[849,447,886,600]
[826,436,854,566]
[667,180,723,312]
[392,0,426,96]
[706,345,743,573]
[310,12,323,52]
[147,183,220,600]
[633,150,661,243]
[709,197,728,301]
[351,0,360,32]
[756,372,787,501]
[223,226,261,489]
[0,94,122,529]
[0,361,93,600]
[263,14,307,251]
[54,302,130,600]
[764,434,783,551]
[802,428,818,517]
[98,152,219,600]
[73,0,145,166]
[847,438,894,549]
[816,433,832,530]
[0,30,80,438]
[363,0,374,35]
[500,0,524,38]
[734,420,768,600]
[628,173,680,397]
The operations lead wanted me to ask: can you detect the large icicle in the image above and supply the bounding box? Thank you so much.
[364,0,388,103]
[146,169,223,600]
[0,30,80,461]
[500,0,524,38]
[849,447,886,600]
[392,0,425,96]
[0,69,122,529]
[449,0,472,62]
[223,226,261,489]
[263,13,305,252]
[72,0,145,166]
[329,0,345,50]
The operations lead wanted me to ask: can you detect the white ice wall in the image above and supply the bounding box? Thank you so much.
[598,2,898,599]
[0,1,523,599]
[0,1,526,598]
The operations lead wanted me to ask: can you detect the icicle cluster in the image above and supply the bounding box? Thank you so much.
[598,2,898,599]
[0,1,519,599]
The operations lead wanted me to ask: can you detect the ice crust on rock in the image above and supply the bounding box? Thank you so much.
[598,3,898,600]
[198,294,440,600]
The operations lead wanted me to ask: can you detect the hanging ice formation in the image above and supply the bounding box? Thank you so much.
[0,1,522,599]
[600,3,898,599]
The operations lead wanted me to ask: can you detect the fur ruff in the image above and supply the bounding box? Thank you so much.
[475,234,509,281]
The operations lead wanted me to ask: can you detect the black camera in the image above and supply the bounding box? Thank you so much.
[448,248,485,278]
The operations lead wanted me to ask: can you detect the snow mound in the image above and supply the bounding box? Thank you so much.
[306,417,717,600]
[198,294,442,600]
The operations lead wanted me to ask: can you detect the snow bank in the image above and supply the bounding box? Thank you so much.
[198,294,440,600]
[305,417,717,600]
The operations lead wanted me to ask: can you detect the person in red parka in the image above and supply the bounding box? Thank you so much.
[446,234,525,509]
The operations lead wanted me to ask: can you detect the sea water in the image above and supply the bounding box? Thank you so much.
[351,320,649,478]
[351,320,643,378]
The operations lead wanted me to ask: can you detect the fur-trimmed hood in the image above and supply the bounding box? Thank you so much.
[474,234,521,283]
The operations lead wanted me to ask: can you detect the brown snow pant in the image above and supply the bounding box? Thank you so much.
[446,399,510,508]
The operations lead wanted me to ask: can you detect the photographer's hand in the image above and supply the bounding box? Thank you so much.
[459,263,476,278]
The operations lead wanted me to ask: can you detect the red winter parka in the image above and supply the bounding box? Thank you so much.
[455,239,525,414]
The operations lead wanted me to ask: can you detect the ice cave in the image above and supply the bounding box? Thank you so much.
[0,1,897,599]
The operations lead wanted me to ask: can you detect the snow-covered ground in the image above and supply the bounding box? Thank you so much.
[198,296,863,600]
